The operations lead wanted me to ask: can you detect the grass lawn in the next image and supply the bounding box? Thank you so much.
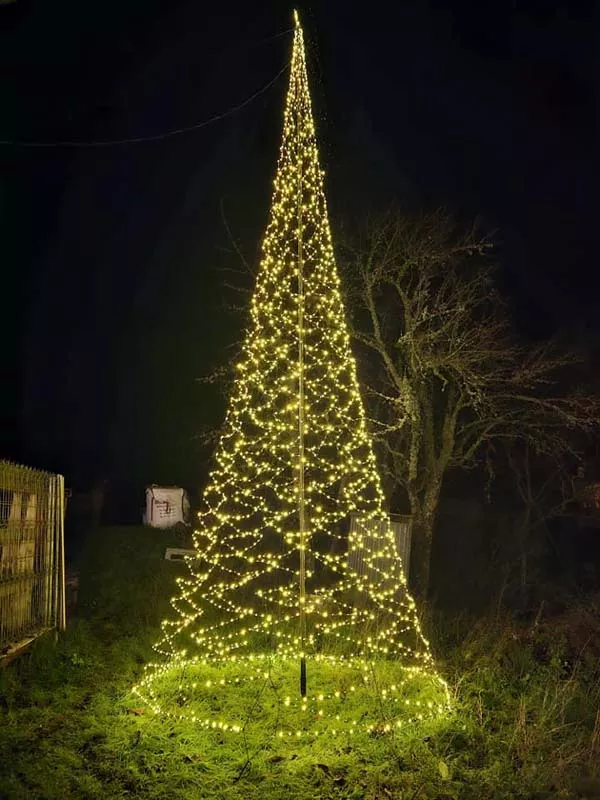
[1,527,599,799]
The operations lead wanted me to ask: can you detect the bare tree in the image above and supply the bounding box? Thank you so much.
[341,209,599,598]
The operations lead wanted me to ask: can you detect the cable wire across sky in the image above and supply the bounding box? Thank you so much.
[1,60,290,149]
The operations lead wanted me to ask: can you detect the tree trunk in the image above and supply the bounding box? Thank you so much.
[519,547,528,610]
[517,507,531,612]
[409,514,434,600]
[407,479,441,600]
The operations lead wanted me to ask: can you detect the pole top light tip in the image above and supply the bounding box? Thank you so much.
[293,9,300,28]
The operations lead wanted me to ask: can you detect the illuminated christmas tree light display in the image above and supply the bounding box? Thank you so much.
[134,10,449,735]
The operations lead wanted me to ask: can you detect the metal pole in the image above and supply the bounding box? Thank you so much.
[296,73,307,698]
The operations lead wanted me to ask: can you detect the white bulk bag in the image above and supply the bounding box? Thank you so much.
[143,485,190,528]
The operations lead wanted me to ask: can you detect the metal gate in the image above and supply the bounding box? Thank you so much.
[0,461,66,659]
[348,512,412,588]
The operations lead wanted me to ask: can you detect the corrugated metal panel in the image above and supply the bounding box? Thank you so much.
[348,513,412,588]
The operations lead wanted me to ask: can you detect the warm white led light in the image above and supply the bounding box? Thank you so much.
[133,10,449,732]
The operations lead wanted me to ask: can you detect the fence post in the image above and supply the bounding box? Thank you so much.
[46,476,56,628]
[52,475,66,632]
[57,475,66,631]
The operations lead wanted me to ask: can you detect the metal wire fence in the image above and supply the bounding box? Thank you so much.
[0,460,66,658]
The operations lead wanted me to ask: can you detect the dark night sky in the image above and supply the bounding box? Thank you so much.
[1,0,598,503]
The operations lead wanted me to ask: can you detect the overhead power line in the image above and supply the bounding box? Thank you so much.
[0,61,289,149]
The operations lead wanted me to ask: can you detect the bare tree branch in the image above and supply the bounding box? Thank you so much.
[339,208,600,596]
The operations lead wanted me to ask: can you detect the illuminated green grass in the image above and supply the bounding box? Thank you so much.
[134,654,451,738]
[1,528,598,800]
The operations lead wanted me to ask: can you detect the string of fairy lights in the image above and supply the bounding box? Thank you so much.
[133,10,450,733]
